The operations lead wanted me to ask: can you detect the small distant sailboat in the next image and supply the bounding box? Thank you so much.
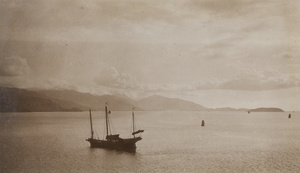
[86,103,144,152]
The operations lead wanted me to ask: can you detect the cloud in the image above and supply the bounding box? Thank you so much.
[94,66,137,89]
[93,64,299,93]
[1,0,299,97]
[189,0,260,18]
[194,69,300,91]
[0,56,30,76]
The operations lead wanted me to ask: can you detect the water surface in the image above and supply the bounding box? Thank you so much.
[1,111,299,172]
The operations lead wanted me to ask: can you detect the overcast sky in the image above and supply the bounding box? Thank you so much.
[1,0,300,110]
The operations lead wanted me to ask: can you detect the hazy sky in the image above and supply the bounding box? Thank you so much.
[1,0,300,110]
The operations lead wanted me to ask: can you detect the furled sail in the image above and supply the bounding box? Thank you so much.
[132,130,144,136]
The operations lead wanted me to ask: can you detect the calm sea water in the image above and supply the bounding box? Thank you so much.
[0,111,300,173]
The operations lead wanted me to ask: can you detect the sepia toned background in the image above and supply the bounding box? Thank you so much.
[1,1,300,173]
[1,1,299,109]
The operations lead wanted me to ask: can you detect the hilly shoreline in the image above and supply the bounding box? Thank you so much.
[0,87,284,112]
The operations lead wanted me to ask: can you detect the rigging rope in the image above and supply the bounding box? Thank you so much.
[102,117,106,139]
[109,112,116,135]
[95,131,99,140]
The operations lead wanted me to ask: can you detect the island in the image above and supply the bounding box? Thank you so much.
[249,107,284,112]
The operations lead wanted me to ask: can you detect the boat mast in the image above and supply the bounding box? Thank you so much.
[132,107,135,137]
[89,109,94,139]
[105,103,109,136]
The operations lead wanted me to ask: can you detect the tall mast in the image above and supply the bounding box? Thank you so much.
[89,109,94,139]
[105,103,109,136]
[132,107,135,137]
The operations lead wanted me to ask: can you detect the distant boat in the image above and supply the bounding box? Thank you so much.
[86,103,144,152]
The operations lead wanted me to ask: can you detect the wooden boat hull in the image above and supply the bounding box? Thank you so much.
[86,137,142,152]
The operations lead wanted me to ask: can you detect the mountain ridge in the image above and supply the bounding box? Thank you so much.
[136,95,209,111]
[0,87,84,112]
[0,87,285,112]
[249,107,284,112]
[34,89,136,111]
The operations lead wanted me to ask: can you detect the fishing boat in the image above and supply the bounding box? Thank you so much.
[86,103,144,152]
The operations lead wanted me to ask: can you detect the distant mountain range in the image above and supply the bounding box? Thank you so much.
[137,95,210,111]
[249,107,284,112]
[0,87,84,112]
[0,87,285,112]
